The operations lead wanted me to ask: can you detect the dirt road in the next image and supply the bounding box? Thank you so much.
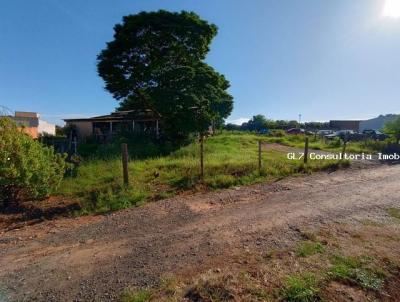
[1,164,399,301]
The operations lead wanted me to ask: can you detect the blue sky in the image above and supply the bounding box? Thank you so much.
[1,0,399,125]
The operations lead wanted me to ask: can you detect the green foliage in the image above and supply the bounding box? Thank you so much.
[353,269,384,291]
[281,274,320,302]
[234,117,307,132]
[0,118,67,208]
[244,115,269,132]
[327,255,385,291]
[83,186,148,215]
[78,134,182,160]
[263,132,387,154]
[383,116,400,143]
[120,289,152,302]
[296,241,325,257]
[60,132,344,214]
[97,10,233,138]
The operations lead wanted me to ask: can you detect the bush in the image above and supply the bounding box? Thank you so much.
[0,118,67,209]
[77,133,184,160]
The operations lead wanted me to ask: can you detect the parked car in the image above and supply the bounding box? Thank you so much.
[362,129,388,141]
[286,128,305,135]
[317,130,334,136]
[324,130,355,140]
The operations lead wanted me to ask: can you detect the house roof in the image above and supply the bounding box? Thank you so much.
[64,109,161,122]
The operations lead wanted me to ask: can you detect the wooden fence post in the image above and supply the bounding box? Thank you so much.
[341,139,347,160]
[258,140,262,175]
[200,134,204,179]
[72,136,77,155]
[304,137,309,164]
[121,143,129,186]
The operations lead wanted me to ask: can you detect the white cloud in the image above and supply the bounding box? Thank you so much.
[226,117,250,125]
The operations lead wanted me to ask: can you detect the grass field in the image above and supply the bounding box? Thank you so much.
[58,132,348,214]
[263,131,389,154]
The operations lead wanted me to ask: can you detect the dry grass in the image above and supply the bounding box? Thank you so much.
[120,220,400,302]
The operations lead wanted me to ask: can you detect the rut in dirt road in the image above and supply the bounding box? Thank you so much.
[1,164,399,301]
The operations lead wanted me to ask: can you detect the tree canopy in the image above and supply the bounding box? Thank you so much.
[244,115,269,132]
[383,116,400,143]
[97,10,233,138]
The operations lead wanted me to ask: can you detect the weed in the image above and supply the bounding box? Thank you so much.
[281,274,320,302]
[387,208,400,220]
[327,255,385,291]
[353,269,384,291]
[120,289,152,302]
[300,230,318,242]
[296,241,325,257]
[160,277,181,297]
[185,277,235,301]
[237,271,272,300]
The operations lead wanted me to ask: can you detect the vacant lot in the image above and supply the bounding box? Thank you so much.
[1,163,399,301]
[56,132,346,215]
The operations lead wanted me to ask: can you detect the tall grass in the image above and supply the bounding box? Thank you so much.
[58,132,346,214]
[264,132,390,154]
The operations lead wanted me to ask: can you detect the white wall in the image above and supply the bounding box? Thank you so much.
[38,119,56,135]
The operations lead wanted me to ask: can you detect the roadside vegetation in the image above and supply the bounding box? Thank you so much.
[120,217,400,302]
[58,132,348,214]
[0,118,67,211]
[263,129,392,154]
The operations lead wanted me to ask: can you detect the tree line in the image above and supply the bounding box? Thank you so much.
[225,114,330,132]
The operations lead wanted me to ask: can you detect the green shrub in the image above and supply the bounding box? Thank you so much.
[78,133,184,160]
[0,118,67,208]
[281,274,320,302]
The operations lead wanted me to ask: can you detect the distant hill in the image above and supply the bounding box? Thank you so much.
[360,114,399,131]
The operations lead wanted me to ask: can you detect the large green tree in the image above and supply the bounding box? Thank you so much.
[245,115,268,132]
[97,10,233,138]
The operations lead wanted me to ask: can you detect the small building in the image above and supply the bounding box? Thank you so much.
[64,110,161,140]
[329,120,361,132]
[8,111,56,138]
